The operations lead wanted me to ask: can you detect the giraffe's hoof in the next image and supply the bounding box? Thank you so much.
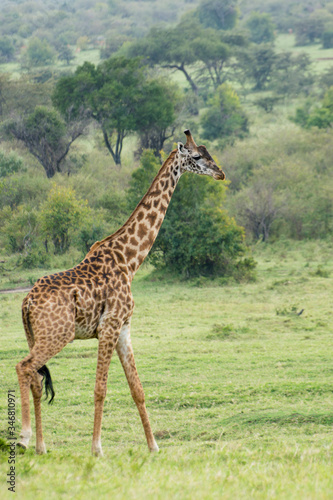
[36,443,47,454]
[16,442,27,453]
[150,443,159,453]
[92,448,103,457]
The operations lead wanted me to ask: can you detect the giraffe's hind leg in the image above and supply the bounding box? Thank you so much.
[31,371,46,454]
[16,321,75,453]
[16,355,33,450]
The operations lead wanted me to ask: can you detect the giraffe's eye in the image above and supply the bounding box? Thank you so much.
[193,154,201,161]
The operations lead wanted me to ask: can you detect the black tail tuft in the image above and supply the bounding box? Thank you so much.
[38,365,55,404]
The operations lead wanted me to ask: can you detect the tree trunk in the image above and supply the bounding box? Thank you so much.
[102,129,123,166]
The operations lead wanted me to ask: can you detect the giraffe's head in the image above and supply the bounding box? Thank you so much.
[177,130,225,181]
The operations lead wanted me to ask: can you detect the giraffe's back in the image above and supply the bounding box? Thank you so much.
[23,253,134,343]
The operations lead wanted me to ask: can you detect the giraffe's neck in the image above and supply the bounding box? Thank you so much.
[95,150,182,279]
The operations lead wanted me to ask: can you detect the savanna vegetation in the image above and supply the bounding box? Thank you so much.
[0,0,332,498]
[1,240,333,499]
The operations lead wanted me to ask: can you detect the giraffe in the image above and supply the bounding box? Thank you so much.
[16,130,225,456]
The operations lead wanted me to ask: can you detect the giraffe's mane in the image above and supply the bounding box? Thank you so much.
[86,149,178,257]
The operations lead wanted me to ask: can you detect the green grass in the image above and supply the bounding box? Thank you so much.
[0,240,332,498]
[275,33,333,73]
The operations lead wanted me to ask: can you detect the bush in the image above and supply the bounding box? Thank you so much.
[322,29,333,49]
[21,246,50,269]
[128,149,254,279]
[0,151,25,178]
[76,221,106,255]
[127,149,160,211]
[200,83,248,145]
[157,172,253,278]
[1,205,39,253]
[22,37,55,67]
[291,87,333,129]
[245,12,275,45]
[40,185,91,254]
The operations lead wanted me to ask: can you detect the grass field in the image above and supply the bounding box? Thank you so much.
[0,240,332,499]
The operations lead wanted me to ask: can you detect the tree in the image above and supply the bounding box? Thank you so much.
[192,29,230,89]
[157,173,250,277]
[127,23,200,95]
[40,185,90,254]
[200,83,248,143]
[53,57,179,165]
[0,37,15,62]
[322,28,333,49]
[245,12,275,44]
[236,181,280,242]
[54,58,147,165]
[100,34,129,60]
[0,150,25,178]
[135,79,179,156]
[238,44,276,91]
[272,52,314,97]
[0,74,53,119]
[57,44,75,65]
[195,0,239,31]
[294,11,331,46]
[127,150,253,278]
[319,67,333,91]
[4,106,86,178]
[22,38,55,67]
[127,149,161,211]
[292,87,333,129]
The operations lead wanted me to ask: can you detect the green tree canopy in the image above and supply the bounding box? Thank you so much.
[22,37,55,67]
[195,0,239,31]
[294,10,332,46]
[0,150,25,178]
[127,150,252,278]
[292,87,333,129]
[127,22,200,95]
[272,52,314,97]
[192,29,230,89]
[53,57,178,164]
[40,185,90,254]
[200,83,248,143]
[127,149,161,211]
[0,37,15,62]
[134,79,180,155]
[245,12,275,44]
[238,44,276,91]
[127,21,240,95]
[4,106,85,178]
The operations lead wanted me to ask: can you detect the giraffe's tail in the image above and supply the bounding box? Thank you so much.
[38,365,55,404]
[22,296,55,404]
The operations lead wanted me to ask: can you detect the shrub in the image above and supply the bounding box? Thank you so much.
[40,185,90,254]
[1,205,39,253]
[22,37,55,67]
[128,149,254,279]
[157,176,252,277]
[0,151,25,178]
[200,83,248,145]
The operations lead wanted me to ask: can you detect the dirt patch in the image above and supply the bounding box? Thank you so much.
[0,287,32,294]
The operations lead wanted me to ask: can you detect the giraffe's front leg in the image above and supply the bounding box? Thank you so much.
[116,320,159,452]
[92,319,120,457]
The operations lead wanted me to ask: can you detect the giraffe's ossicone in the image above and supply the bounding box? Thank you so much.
[16,130,225,455]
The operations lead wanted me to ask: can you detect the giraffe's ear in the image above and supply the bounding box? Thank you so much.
[178,142,187,156]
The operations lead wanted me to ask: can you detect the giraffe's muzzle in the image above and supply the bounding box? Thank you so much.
[213,169,226,181]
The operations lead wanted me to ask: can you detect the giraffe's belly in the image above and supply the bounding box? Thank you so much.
[74,322,98,339]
